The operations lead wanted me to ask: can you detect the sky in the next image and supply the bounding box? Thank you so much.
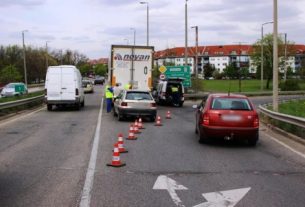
[1,0,305,59]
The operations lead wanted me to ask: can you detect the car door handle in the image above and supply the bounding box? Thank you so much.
[61,87,67,89]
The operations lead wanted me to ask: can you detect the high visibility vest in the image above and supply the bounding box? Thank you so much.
[124,84,131,90]
[171,87,178,92]
[105,86,113,99]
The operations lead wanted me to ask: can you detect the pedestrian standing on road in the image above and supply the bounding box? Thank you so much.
[105,84,114,113]
[113,83,122,98]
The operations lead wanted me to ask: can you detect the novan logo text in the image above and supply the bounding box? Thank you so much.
[123,54,151,61]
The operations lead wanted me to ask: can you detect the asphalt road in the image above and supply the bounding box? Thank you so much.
[0,86,305,207]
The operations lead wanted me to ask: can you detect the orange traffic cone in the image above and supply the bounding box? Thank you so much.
[138,118,145,129]
[107,145,126,167]
[155,116,163,126]
[134,120,141,134]
[166,110,172,119]
[126,124,137,140]
[116,133,128,153]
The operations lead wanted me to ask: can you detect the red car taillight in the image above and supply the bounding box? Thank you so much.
[121,102,128,107]
[151,103,156,107]
[253,115,259,127]
[75,88,79,95]
[202,113,210,126]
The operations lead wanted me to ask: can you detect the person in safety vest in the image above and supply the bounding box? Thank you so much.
[171,85,179,106]
[105,85,114,113]
[124,83,132,90]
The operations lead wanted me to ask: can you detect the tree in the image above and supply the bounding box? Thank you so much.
[0,65,22,83]
[203,63,215,79]
[251,33,296,89]
[223,63,238,79]
[94,64,107,76]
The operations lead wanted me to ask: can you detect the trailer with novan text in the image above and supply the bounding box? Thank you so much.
[109,45,154,90]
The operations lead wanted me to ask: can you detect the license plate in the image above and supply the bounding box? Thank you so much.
[222,115,241,121]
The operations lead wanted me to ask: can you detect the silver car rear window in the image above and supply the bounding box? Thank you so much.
[126,92,153,101]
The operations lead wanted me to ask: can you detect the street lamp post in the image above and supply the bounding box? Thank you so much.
[140,1,149,46]
[46,41,50,69]
[191,26,198,78]
[123,38,129,45]
[22,30,28,86]
[185,0,188,66]
[130,28,136,45]
[273,0,279,112]
[261,21,273,91]
[283,33,287,81]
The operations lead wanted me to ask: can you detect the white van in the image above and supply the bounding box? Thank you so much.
[45,65,85,111]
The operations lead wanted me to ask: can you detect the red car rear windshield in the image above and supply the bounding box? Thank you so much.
[211,97,252,110]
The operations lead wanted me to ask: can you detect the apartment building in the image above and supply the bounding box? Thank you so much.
[154,44,305,76]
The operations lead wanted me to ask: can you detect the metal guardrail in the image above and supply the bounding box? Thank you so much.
[0,95,44,110]
[259,104,305,129]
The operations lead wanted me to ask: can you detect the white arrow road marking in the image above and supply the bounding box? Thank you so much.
[153,175,188,207]
[193,187,251,207]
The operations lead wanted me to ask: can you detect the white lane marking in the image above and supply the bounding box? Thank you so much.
[79,99,104,207]
[263,131,305,160]
[0,107,45,127]
[193,187,251,207]
[153,175,188,207]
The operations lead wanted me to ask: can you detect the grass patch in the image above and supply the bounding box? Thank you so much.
[0,91,44,103]
[263,99,305,138]
[278,99,305,118]
[190,79,305,93]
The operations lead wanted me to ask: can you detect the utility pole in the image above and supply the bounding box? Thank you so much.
[46,41,50,70]
[140,2,149,46]
[283,33,287,81]
[273,0,279,112]
[191,26,198,78]
[261,21,273,91]
[233,42,247,92]
[184,0,188,66]
[22,30,28,86]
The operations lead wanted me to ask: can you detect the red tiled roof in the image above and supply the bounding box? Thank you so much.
[154,44,305,59]
[88,58,108,65]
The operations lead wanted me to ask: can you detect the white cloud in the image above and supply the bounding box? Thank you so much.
[0,0,304,59]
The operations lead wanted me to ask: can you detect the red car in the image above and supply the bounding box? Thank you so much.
[195,93,259,146]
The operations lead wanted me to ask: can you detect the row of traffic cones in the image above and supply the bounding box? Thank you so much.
[107,112,172,167]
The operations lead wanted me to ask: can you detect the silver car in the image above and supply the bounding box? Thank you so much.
[113,89,157,121]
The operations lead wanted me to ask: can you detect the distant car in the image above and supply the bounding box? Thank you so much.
[82,80,94,93]
[0,82,28,97]
[113,89,157,121]
[94,76,105,85]
[194,93,259,146]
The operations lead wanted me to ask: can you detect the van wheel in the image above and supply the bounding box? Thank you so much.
[75,103,80,110]
[47,104,52,111]
[179,102,183,107]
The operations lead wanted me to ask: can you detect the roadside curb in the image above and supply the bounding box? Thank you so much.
[262,122,305,146]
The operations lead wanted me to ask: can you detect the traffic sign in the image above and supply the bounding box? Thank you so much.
[159,74,166,80]
[159,65,167,73]
[163,66,191,87]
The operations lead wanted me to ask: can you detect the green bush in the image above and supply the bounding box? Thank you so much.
[279,79,300,91]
